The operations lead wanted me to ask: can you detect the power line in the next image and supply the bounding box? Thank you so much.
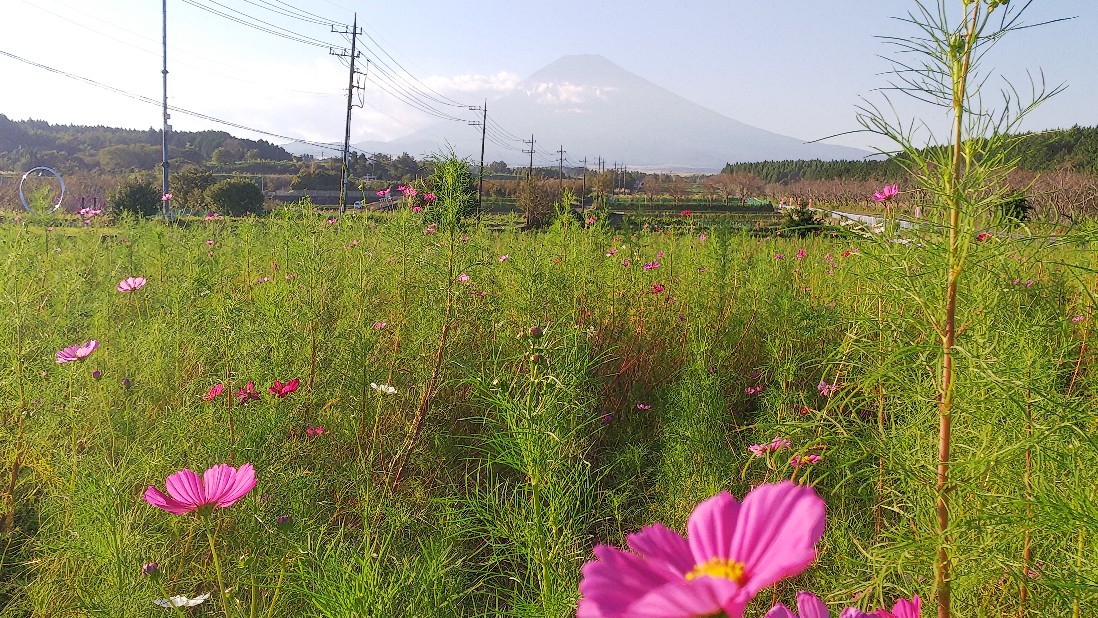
[0,48,346,151]
[178,0,332,48]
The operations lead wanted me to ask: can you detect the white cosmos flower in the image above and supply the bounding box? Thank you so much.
[154,593,210,608]
[370,383,397,395]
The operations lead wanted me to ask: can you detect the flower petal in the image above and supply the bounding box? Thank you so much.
[796,591,830,618]
[143,486,193,515]
[765,603,797,618]
[728,481,825,595]
[839,608,877,618]
[686,491,741,562]
[578,544,683,617]
[164,468,203,508]
[216,463,256,507]
[202,464,233,505]
[626,522,694,576]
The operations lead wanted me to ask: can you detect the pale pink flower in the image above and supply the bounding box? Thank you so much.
[818,381,839,397]
[424,192,437,202]
[162,193,172,201]
[636,403,652,410]
[577,482,826,617]
[770,437,791,451]
[412,206,423,213]
[458,273,471,283]
[117,276,147,292]
[377,189,390,197]
[498,254,509,262]
[774,253,784,260]
[204,212,222,221]
[1071,315,1086,323]
[143,463,256,516]
[56,340,98,364]
[206,239,215,246]
[606,248,619,257]
[699,234,708,242]
[373,321,387,330]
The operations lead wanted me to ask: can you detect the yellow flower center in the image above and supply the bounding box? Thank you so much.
[684,558,747,584]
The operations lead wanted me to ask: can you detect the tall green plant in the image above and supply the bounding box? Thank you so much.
[858,2,1064,616]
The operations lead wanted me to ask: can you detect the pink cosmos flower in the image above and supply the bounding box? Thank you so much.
[796,249,807,260]
[162,193,172,201]
[872,185,899,203]
[204,212,222,221]
[877,595,921,618]
[766,591,876,618]
[745,386,764,396]
[377,189,390,197]
[643,261,660,271]
[117,277,147,292]
[326,217,338,224]
[976,232,992,242]
[791,454,822,468]
[402,187,418,198]
[606,248,619,257]
[458,273,471,283]
[699,234,708,242]
[411,206,423,213]
[56,340,99,364]
[203,383,225,402]
[818,381,839,397]
[499,254,510,262]
[651,283,666,294]
[373,321,387,330]
[774,253,784,260]
[269,378,299,398]
[206,239,215,246]
[234,381,261,404]
[636,403,652,410]
[577,481,826,618]
[586,216,597,225]
[424,192,437,202]
[143,463,256,516]
[1071,315,1086,323]
[681,209,692,217]
[305,426,326,437]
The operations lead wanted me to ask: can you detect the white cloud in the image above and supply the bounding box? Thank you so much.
[523,82,616,105]
[423,71,522,93]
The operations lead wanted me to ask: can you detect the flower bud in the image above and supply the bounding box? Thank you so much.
[141,561,159,576]
[527,326,543,339]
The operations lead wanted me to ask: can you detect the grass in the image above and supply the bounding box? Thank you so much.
[1,209,1096,617]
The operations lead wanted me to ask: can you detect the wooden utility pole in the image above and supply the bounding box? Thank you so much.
[332,14,362,214]
[524,135,535,180]
[581,157,587,207]
[558,145,565,191]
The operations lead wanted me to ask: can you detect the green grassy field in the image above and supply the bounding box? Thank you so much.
[1,208,1096,617]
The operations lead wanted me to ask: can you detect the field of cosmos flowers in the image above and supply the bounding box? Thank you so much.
[1,195,1097,617]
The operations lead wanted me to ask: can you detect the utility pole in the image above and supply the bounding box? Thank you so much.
[332,14,362,214]
[558,145,565,192]
[161,0,170,220]
[581,156,587,208]
[467,100,487,221]
[523,135,535,180]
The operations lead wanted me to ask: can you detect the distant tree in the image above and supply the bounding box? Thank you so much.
[641,176,662,203]
[170,166,215,212]
[210,146,240,166]
[205,178,263,216]
[488,160,511,174]
[109,176,162,217]
[387,152,421,181]
[666,176,688,205]
[290,165,341,190]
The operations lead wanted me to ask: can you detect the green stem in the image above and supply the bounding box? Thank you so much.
[205,527,230,618]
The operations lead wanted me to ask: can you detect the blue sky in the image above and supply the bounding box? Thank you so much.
[1,0,1095,153]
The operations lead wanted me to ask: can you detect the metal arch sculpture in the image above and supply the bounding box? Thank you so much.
[18,166,66,213]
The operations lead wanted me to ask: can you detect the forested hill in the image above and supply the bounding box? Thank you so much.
[722,124,1098,183]
[0,114,295,173]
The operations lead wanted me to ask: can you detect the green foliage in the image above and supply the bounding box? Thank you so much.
[289,165,341,191]
[424,151,475,224]
[997,191,1031,224]
[168,166,215,213]
[108,176,161,217]
[781,202,825,236]
[205,177,264,216]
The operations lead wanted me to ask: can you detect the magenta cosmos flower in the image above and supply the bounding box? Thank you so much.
[872,185,899,203]
[877,595,920,618]
[117,276,147,292]
[143,463,256,515]
[766,591,877,618]
[269,378,299,398]
[577,481,825,618]
[56,340,99,364]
